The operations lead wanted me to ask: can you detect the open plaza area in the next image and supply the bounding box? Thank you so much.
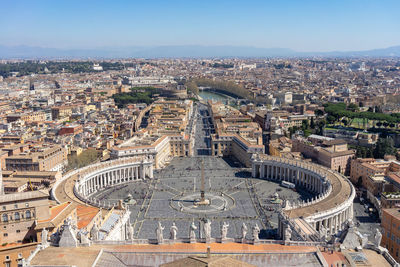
[92,156,315,240]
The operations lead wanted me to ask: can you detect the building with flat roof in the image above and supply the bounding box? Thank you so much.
[5,145,67,172]
[110,100,194,168]
[209,101,264,167]
[292,135,355,175]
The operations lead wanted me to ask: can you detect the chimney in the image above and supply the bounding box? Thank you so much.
[207,246,211,258]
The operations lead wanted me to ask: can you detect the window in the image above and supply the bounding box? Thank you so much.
[14,212,20,220]
[16,230,20,233]
[25,203,29,207]
[25,210,31,219]
[2,206,5,211]
[2,214,8,222]
[3,233,8,237]
[14,204,18,209]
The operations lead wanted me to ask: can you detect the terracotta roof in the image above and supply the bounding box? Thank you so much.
[76,205,100,229]
[36,202,76,229]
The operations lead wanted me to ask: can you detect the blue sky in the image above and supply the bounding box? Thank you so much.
[0,0,399,52]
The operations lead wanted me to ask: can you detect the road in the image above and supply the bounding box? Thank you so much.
[194,103,214,156]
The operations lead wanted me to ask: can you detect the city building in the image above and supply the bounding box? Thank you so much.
[0,190,50,244]
[292,135,355,175]
[381,208,400,262]
[5,146,67,172]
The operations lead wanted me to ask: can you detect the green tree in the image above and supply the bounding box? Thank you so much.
[373,137,396,159]
[310,117,315,129]
[347,103,359,112]
[314,109,324,117]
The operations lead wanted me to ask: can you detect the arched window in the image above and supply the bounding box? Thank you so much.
[25,210,31,219]
[14,212,20,220]
[2,214,8,222]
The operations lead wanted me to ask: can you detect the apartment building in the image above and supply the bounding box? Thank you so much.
[255,110,314,132]
[6,112,47,123]
[5,146,67,172]
[111,100,195,169]
[292,135,355,175]
[268,136,302,160]
[209,101,264,167]
[350,158,388,184]
[381,208,400,262]
[51,106,73,120]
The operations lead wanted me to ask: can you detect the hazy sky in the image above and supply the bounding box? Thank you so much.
[1,0,399,52]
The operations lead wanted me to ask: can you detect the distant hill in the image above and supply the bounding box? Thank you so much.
[0,44,399,59]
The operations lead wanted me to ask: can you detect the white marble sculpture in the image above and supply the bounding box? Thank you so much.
[203,219,212,241]
[284,224,292,241]
[41,228,49,247]
[170,222,178,240]
[126,223,134,240]
[241,223,248,241]
[252,223,260,241]
[221,222,229,240]
[374,228,382,248]
[90,223,99,241]
[190,221,197,240]
[156,221,165,244]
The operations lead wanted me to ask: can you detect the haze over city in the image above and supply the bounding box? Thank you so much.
[1,0,400,55]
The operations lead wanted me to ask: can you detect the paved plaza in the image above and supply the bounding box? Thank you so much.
[89,103,316,240]
[92,156,315,240]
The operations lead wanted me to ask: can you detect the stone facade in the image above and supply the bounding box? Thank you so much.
[252,154,355,238]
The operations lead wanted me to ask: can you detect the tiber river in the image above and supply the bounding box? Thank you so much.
[198,90,232,104]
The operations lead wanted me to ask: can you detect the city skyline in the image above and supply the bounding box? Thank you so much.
[1,0,400,52]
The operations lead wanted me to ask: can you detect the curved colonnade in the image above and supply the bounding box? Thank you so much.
[252,154,355,236]
[73,156,153,208]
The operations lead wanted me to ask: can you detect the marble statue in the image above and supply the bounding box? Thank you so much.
[374,228,382,248]
[156,221,165,244]
[190,221,197,240]
[41,228,49,246]
[252,223,260,241]
[170,222,178,240]
[319,225,327,241]
[284,225,292,241]
[90,222,99,241]
[81,234,90,245]
[126,223,134,240]
[221,222,229,240]
[203,219,212,240]
[241,223,248,240]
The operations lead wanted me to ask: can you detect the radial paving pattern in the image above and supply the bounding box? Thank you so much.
[91,156,315,240]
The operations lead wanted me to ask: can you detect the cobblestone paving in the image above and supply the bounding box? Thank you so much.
[92,157,315,240]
